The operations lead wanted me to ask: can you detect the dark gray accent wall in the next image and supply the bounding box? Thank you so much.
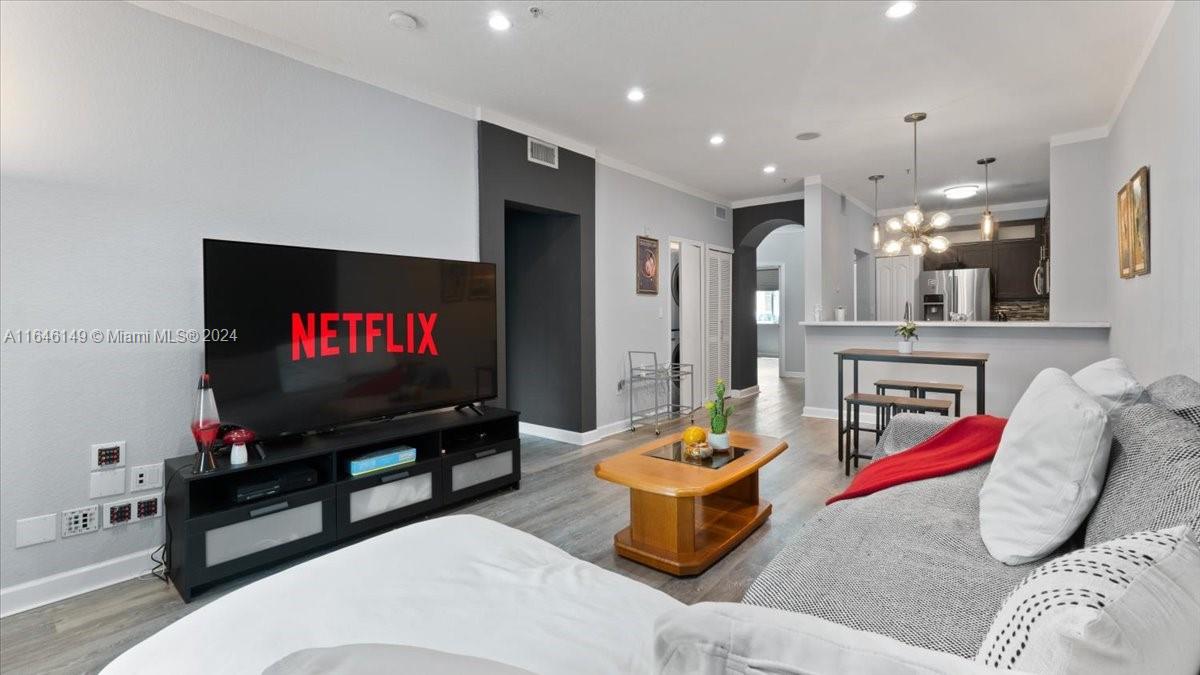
[505,207,584,430]
[731,200,804,390]
[478,122,596,431]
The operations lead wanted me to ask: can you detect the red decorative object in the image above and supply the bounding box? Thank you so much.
[826,415,1007,505]
[191,373,221,473]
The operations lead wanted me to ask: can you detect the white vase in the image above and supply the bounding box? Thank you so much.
[898,340,914,354]
[230,443,248,466]
[708,432,730,450]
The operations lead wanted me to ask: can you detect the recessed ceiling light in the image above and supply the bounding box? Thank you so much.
[626,87,645,102]
[488,11,511,31]
[709,134,725,146]
[795,131,821,141]
[885,1,916,18]
[388,11,419,30]
[762,164,777,174]
[944,185,979,200]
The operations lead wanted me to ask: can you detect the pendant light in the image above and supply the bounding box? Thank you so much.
[978,157,998,241]
[882,113,951,255]
[869,174,884,250]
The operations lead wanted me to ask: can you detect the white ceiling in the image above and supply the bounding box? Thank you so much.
[137,0,1168,209]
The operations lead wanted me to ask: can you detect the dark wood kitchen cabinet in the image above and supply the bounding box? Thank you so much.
[993,239,1041,300]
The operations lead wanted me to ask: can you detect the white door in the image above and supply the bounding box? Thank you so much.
[876,257,894,321]
[875,255,918,321]
[704,246,733,399]
[679,241,704,402]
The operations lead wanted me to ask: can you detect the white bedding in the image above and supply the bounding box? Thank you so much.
[102,515,682,675]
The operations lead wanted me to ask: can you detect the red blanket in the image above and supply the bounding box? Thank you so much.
[826,415,1007,505]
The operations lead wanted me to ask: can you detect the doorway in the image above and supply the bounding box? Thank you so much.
[504,202,583,430]
[852,249,874,321]
[670,238,704,405]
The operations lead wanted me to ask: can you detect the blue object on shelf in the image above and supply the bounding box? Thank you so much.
[350,446,416,476]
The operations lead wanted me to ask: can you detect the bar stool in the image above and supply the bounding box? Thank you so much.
[891,395,952,416]
[876,379,963,417]
[842,392,901,475]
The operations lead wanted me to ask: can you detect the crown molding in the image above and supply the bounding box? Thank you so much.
[730,191,805,210]
[596,155,729,206]
[878,199,1048,218]
[1049,126,1111,147]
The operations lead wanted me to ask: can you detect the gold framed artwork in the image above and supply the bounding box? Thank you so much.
[636,235,659,295]
[1116,166,1150,279]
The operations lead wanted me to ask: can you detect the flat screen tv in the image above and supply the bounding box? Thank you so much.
[203,239,497,439]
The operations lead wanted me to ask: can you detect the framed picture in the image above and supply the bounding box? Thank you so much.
[1129,166,1150,276]
[1116,182,1135,279]
[636,235,659,295]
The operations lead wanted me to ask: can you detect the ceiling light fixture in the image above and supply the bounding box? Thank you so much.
[977,157,998,241]
[709,134,725,146]
[869,174,885,251]
[626,87,645,103]
[944,185,979,200]
[882,112,951,256]
[795,131,821,141]
[388,10,419,30]
[885,1,917,19]
[762,164,777,174]
[488,11,511,31]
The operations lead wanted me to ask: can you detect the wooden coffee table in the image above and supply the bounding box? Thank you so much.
[594,430,787,576]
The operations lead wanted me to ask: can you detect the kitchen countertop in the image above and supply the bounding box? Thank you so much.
[799,320,1110,329]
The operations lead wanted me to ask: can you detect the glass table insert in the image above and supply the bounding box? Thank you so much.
[643,441,749,470]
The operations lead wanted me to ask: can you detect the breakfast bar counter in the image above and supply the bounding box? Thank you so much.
[798,321,1111,420]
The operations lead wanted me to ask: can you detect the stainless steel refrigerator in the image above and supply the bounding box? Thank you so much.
[919,268,991,321]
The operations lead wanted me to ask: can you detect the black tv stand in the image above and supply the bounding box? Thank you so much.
[164,407,520,602]
[455,402,486,416]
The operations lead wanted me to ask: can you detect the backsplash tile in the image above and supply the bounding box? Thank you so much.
[992,298,1049,321]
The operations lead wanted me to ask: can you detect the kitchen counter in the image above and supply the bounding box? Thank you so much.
[797,320,1111,418]
[800,320,1109,329]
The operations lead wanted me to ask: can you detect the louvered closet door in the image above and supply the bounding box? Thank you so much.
[704,247,733,398]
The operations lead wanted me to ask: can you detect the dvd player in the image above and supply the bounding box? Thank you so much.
[233,466,318,503]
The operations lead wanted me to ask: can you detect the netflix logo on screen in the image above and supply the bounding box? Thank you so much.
[291,312,438,360]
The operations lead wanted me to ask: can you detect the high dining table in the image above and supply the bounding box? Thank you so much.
[835,348,990,470]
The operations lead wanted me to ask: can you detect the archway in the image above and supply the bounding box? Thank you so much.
[731,201,804,392]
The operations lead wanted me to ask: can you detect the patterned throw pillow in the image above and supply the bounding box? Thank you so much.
[976,527,1200,674]
[1146,375,1200,429]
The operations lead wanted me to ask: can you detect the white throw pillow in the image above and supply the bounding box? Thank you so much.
[656,602,1011,675]
[1073,357,1144,414]
[979,368,1112,565]
[976,527,1200,675]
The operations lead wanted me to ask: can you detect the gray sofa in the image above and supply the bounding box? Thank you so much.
[743,375,1200,660]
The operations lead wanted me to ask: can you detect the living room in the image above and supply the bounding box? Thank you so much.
[1,1,1197,674]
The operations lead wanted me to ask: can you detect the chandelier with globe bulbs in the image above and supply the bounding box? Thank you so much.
[882,112,951,256]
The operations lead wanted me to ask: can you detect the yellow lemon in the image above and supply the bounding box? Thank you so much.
[682,426,707,445]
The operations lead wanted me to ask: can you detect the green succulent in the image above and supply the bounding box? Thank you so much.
[708,378,733,434]
[895,321,919,341]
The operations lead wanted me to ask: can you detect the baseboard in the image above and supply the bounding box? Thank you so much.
[730,385,759,398]
[0,546,158,618]
[781,371,805,379]
[519,419,627,446]
[801,406,838,420]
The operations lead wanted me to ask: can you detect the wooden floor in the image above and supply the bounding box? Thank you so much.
[0,359,865,674]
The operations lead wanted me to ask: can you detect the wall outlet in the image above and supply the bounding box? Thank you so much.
[16,514,57,548]
[134,493,162,520]
[102,500,134,528]
[90,441,126,470]
[131,463,163,491]
[62,505,99,537]
[89,467,126,499]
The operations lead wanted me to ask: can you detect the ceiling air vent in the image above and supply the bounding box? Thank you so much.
[527,137,559,169]
[714,205,729,221]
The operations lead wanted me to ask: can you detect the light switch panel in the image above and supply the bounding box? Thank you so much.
[89,467,126,499]
[16,514,57,548]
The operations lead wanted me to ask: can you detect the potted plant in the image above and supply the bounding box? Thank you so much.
[705,378,734,450]
[895,320,918,354]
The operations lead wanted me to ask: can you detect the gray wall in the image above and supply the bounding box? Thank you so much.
[1048,1,1199,381]
[0,1,478,590]
[756,228,806,374]
[757,324,780,357]
[594,165,732,427]
[478,122,596,432]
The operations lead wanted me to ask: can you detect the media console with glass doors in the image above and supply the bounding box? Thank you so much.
[164,407,519,601]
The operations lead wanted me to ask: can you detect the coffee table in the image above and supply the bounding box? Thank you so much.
[594,430,787,576]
